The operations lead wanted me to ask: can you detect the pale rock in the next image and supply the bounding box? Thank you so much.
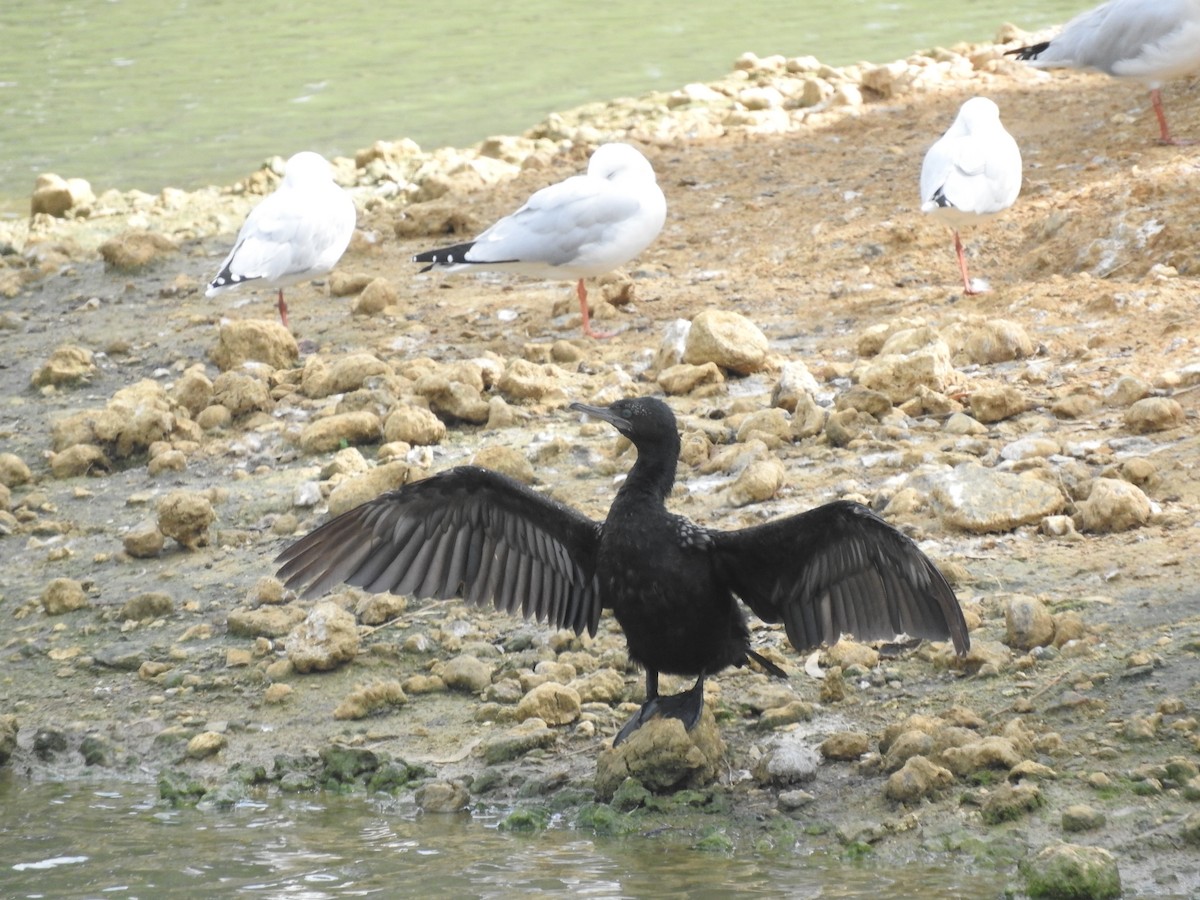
[1001,436,1059,461]
[498,359,566,401]
[49,444,111,478]
[171,367,214,416]
[1123,397,1184,433]
[1005,595,1056,650]
[440,654,494,693]
[298,411,382,454]
[755,732,821,785]
[883,730,935,772]
[355,593,407,626]
[212,370,272,417]
[927,465,1064,533]
[825,638,879,669]
[352,277,398,315]
[157,490,216,549]
[1075,477,1151,533]
[969,384,1027,423]
[471,445,535,484]
[123,520,165,558]
[186,731,227,759]
[592,710,720,796]
[859,339,955,404]
[31,345,97,387]
[736,407,792,444]
[415,375,490,423]
[944,412,988,435]
[884,755,955,802]
[657,362,724,395]
[683,309,769,375]
[1105,375,1152,407]
[414,780,469,813]
[302,352,393,398]
[384,405,446,445]
[771,360,821,412]
[569,669,626,704]
[41,577,89,615]
[285,601,360,673]
[209,319,298,371]
[964,319,1034,364]
[0,453,32,487]
[516,682,581,726]
[326,461,411,516]
[726,457,785,507]
[820,731,870,761]
[98,230,178,271]
[227,604,309,638]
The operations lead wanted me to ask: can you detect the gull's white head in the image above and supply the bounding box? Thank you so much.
[587,143,658,184]
[283,151,335,185]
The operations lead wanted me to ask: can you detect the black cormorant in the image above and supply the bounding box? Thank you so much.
[276,397,970,745]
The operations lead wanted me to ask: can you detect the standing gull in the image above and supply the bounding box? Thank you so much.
[275,396,969,747]
[1008,0,1200,144]
[206,151,356,329]
[920,97,1022,296]
[412,143,666,338]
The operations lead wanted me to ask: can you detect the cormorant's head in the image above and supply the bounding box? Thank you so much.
[569,397,677,447]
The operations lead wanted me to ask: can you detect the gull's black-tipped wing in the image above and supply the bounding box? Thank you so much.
[275,466,606,636]
[712,500,969,655]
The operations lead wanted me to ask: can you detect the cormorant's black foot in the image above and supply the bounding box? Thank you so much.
[612,680,706,746]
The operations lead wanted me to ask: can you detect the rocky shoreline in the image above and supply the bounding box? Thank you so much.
[2,31,1200,898]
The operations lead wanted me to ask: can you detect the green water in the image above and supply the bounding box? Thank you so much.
[0,780,1013,898]
[0,0,1084,209]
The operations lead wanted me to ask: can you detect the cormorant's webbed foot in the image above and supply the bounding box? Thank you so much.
[613,676,706,746]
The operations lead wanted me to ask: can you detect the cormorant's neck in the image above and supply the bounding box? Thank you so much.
[618,432,680,504]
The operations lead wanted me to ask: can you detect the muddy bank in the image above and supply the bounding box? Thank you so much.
[2,33,1200,898]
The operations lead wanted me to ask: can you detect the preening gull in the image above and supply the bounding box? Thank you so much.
[1008,0,1200,144]
[920,98,1023,295]
[412,143,666,338]
[206,151,356,329]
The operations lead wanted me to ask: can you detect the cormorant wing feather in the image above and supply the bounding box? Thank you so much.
[711,500,969,655]
[275,466,605,636]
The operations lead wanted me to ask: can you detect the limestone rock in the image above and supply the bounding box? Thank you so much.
[726,457,784,507]
[0,453,32,488]
[227,604,308,638]
[186,731,227,759]
[285,601,360,673]
[383,405,446,445]
[157,490,216,549]
[98,230,178,271]
[352,277,398,315]
[299,411,382,454]
[1076,477,1151,533]
[326,461,411,516]
[212,370,272,417]
[41,577,89,615]
[1022,843,1121,900]
[301,352,393,399]
[595,712,725,798]
[859,338,955,404]
[928,465,1064,533]
[334,680,407,719]
[683,309,769,375]
[123,520,165,558]
[49,444,112,478]
[755,732,821,785]
[516,682,581,726]
[0,715,17,766]
[1123,396,1184,433]
[657,362,724,395]
[820,731,870,761]
[414,780,469,813]
[472,446,534,484]
[31,173,94,217]
[119,591,175,621]
[884,755,954,803]
[31,345,97,387]
[1005,595,1056,650]
[209,319,299,371]
[440,654,494,693]
[969,384,1027,423]
[964,319,1034,364]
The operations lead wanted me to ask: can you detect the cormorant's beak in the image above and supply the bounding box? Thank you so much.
[569,402,626,431]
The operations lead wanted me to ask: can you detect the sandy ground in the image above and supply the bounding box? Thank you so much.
[2,49,1200,896]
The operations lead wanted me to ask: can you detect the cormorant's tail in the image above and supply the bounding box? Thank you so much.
[747,648,788,679]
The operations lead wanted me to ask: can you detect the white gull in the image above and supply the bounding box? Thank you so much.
[920,97,1023,296]
[1008,0,1200,144]
[206,151,356,329]
[412,142,666,338]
